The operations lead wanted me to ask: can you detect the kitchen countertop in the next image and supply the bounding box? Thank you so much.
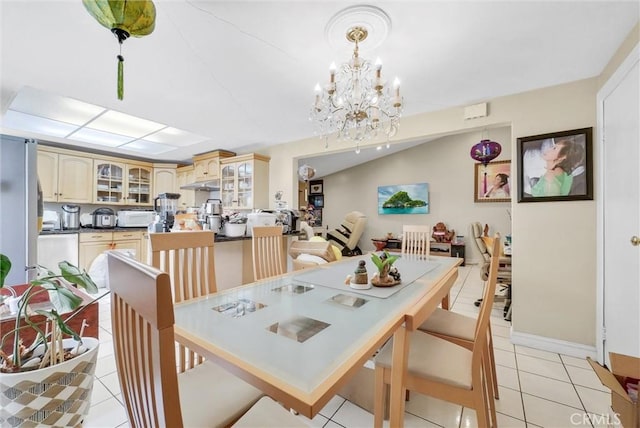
[40,228,300,243]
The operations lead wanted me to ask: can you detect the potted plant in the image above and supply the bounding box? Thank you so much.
[371,251,401,286]
[0,253,101,427]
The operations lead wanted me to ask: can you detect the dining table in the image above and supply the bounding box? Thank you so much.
[173,254,461,423]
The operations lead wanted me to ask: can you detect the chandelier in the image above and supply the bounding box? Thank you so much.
[310,26,403,152]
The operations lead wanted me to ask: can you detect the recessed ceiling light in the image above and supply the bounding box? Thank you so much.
[120,139,176,155]
[144,127,208,146]
[1,110,78,138]
[86,110,165,138]
[8,86,105,125]
[3,87,209,153]
[69,127,133,147]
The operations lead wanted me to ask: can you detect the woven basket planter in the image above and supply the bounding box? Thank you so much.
[0,337,99,428]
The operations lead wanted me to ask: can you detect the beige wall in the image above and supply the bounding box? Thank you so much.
[598,22,639,89]
[265,77,598,348]
[321,127,512,264]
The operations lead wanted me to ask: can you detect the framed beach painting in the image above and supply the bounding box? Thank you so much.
[517,127,593,202]
[474,160,511,202]
[378,183,429,215]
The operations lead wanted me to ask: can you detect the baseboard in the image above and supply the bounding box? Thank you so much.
[510,329,597,359]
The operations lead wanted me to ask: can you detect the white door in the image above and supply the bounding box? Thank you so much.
[598,44,640,363]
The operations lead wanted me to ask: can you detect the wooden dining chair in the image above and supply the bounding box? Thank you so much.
[418,234,503,399]
[251,226,286,281]
[373,235,501,428]
[107,251,307,428]
[401,224,431,258]
[418,234,500,399]
[150,231,217,372]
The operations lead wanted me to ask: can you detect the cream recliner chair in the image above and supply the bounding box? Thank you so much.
[326,211,367,256]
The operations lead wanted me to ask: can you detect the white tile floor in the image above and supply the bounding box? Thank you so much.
[83,264,612,428]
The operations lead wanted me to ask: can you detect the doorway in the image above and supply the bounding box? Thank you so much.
[597,43,640,363]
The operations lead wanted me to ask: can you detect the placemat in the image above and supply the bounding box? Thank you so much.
[292,257,439,298]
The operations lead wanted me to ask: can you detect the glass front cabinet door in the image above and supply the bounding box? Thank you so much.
[95,161,152,205]
[95,161,125,204]
[221,163,236,208]
[220,154,270,210]
[126,165,152,205]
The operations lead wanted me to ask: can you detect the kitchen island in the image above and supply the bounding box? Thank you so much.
[39,228,300,291]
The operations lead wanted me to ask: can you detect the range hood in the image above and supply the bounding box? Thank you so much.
[180,180,220,191]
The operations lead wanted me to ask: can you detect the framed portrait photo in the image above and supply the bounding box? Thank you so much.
[474,160,511,203]
[517,127,593,202]
[309,180,323,194]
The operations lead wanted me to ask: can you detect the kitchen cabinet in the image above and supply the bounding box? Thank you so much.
[153,164,177,196]
[176,165,196,209]
[94,160,126,204]
[37,148,93,203]
[220,153,270,210]
[94,160,152,206]
[78,231,142,271]
[193,150,235,182]
[125,164,153,205]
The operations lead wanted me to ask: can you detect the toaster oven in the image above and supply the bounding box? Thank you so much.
[117,210,155,228]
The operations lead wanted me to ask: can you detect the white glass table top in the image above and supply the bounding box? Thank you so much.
[173,255,460,395]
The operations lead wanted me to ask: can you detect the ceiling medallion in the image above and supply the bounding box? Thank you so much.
[311,6,402,153]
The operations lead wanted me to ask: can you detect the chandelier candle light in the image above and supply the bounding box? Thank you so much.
[311,26,403,152]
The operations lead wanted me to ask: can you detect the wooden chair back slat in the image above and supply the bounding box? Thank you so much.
[150,231,216,372]
[401,225,431,258]
[252,226,286,281]
[108,251,184,428]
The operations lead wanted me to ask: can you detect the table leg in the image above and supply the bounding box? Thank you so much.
[441,292,450,310]
[389,326,409,428]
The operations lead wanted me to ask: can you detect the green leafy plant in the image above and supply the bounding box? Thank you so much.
[371,250,399,274]
[0,253,99,373]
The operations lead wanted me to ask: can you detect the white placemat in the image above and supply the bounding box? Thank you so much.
[292,257,439,298]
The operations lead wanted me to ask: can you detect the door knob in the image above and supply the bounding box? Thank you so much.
[632,236,640,246]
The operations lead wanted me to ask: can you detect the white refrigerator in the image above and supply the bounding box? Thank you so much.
[0,135,39,285]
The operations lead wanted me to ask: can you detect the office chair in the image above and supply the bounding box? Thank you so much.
[470,222,512,319]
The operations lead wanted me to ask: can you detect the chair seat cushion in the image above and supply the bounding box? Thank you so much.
[418,307,475,341]
[178,361,263,427]
[233,396,308,427]
[375,331,472,390]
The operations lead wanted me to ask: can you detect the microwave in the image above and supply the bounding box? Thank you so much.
[117,210,155,228]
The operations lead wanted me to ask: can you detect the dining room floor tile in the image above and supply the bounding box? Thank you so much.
[85,264,612,428]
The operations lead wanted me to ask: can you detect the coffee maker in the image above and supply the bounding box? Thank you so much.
[153,193,181,232]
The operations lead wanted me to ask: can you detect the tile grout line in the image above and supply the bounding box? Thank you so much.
[560,354,596,428]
